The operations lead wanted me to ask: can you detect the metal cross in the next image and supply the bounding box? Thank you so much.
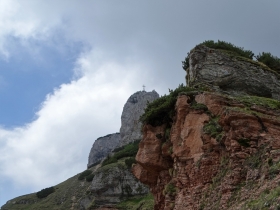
[142,85,146,91]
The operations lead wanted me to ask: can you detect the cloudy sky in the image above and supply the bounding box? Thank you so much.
[0,0,279,206]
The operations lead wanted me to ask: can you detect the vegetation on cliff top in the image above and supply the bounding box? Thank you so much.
[182,40,280,73]
[140,84,196,126]
[201,40,254,59]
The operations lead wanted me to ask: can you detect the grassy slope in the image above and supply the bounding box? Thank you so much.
[2,141,154,210]
[1,168,94,210]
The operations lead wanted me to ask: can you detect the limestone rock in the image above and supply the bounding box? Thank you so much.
[187,45,280,100]
[87,133,121,168]
[119,90,159,147]
[90,164,149,207]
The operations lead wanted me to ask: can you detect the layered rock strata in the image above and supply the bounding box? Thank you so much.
[133,92,280,209]
[120,90,159,147]
[187,45,280,100]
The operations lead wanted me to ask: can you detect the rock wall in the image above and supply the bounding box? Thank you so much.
[89,163,149,207]
[187,45,280,100]
[120,90,159,147]
[133,92,280,209]
[88,133,121,168]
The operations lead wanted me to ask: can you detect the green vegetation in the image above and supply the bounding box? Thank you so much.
[125,157,136,169]
[85,173,95,182]
[36,187,55,199]
[163,183,177,196]
[102,140,139,167]
[182,53,190,70]
[256,52,280,73]
[78,169,92,180]
[200,40,254,59]
[268,161,280,179]
[244,186,280,209]
[183,40,280,76]
[191,101,208,111]
[235,95,280,110]
[212,157,229,187]
[244,146,266,169]
[203,117,223,139]
[140,84,196,126]
[237,138,250,147]
[116,193,154,210]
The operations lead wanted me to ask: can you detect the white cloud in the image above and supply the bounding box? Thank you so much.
[0,48,145,188]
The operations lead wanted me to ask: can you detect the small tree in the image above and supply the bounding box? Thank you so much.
[256,52,280,72]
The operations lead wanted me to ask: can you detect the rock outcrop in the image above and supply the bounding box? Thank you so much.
[120,90,159,147]
[88,133,121,168]
[89,163,149,206]
[133,91,280,209]
[187,45,280,100]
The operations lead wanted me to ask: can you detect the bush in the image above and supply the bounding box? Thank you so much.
[140,84,196,126]
[200,40,254,59]
[101,141,140,167]
[256,52,280,72]
[182,53,190,70]
[125,157,136,169]
[78,170,92,180]
[36,187,55,198]
[101,156,118,166]
[86,174,95,182]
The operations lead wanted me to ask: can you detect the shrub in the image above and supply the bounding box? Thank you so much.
[101,141,140,167]
[182,53,190,70]
[102,155,118,167]
[256,52,280,72]
[78,170,92,180]
[200,40,254,59]
[125,157,136,169]
[203,117,222,138]
[86,174,95,182]
[140,84,196,126]
[36,187,55,198]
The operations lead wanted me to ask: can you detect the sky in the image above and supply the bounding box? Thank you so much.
[0,0,279,207]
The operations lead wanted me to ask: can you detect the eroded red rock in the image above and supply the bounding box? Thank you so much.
[133,92,280,210]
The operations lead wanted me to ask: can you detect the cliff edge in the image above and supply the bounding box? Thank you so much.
[133,91,280,209]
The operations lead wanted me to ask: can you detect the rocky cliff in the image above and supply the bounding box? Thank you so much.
[187,45,280,100]
[133,91,280,209]
[133,43,280,209]
[120,90,159,147]
[88,133,121,168]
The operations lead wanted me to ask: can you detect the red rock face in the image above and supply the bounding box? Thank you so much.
[133,92,280,209]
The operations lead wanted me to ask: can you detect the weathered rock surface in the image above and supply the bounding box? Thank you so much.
[120,90,159,147]
[89,163,149,207]
[187,45,280,100]
[133,92,280,209]
[88,133,121,168]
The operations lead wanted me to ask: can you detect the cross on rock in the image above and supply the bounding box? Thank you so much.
[142,85,146,91]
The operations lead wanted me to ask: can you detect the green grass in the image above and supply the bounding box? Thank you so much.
[243,186,280,209]
[1,169,95,210]
[235,95,280,110]
[116,193,154,210]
